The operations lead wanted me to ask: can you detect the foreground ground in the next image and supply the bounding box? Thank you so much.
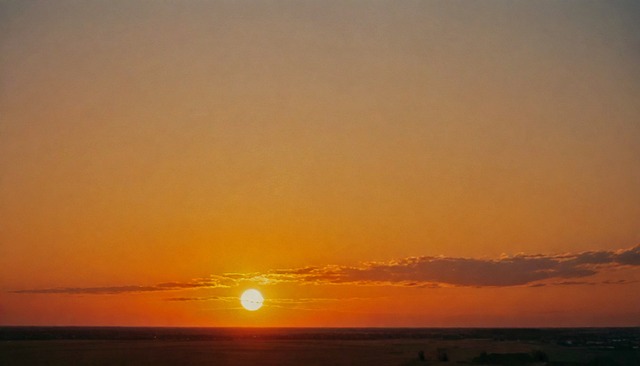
[1,337,639,366]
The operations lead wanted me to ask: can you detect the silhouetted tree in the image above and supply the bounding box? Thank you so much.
[474,351,490,363]
[437,348,449,362]
[531,350,549,362]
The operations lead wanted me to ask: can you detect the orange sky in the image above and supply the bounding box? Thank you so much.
[1,0,639,327]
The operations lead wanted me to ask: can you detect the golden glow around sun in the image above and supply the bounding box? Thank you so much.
[240,289,264,311]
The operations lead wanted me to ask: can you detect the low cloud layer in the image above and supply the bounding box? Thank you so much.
[10,245,639,294]
[225,245,640,287]
[165,296,235,302]
[10,276,233,295]
[164,296,367,304]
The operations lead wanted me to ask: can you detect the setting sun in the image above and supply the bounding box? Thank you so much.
[240,289,264,311]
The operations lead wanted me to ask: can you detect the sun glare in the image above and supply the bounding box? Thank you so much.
[240,289,264,311]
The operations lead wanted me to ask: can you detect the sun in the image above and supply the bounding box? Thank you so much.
[240,289,264,311]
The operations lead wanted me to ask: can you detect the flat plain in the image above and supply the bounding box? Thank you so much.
[1,328,638,365]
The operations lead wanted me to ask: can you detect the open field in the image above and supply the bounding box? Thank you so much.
[1,328,639,365]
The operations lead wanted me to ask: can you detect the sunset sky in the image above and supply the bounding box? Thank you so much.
[1,0,639,327]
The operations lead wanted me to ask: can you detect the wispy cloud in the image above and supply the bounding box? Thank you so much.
[163,295,378,312]
[164,296,374,303]
[165,296,235,302]
[10,245,639,294]
[10,276,234,295]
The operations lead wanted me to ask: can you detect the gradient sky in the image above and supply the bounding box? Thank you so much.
[1,0,639,327]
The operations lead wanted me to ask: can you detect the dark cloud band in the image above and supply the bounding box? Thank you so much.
[223,245,640,287]
[10,245,639,294]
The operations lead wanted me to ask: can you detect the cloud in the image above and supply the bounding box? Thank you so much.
[10,245,639,294]
[552,281,597,286]
[615,245,640,265]
[165,296,235,302]
[163,296,372,304]
[163,296,380,312]
[10,276,233,295]
[221,245,640,288]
